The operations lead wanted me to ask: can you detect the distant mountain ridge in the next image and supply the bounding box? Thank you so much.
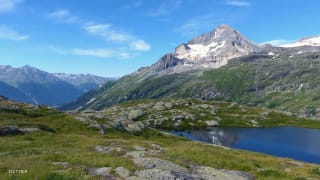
[53,73,115,93]
[0,65,110,106]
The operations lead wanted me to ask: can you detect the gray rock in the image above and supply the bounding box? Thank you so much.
[153,102,166,111]
[185,114,196,121]
[0,126,24,136]
[128,109,145,121]
[93,112,106,119]
[87,124,106,134]
[191,166,254,180]
[134,145,146,151]
[200,113,206,117]
[250,120,258,126]
[51,162,70,169]
[87,167,112,177]
[82,109,97,114]
[126,151,147,158]
[210,109,216,115]
[174,121,182,128]
[200,104,209,109]
[19,127,40,133]
[205,120,219,127]
[135,169,176,180]
[173,114,185,121]
[150,144,163,152]
[115,167,130,178]
[133,158,187,172]
[74,116,91,124]
[124,121,145,132]
[95,146,113,154]
[164,102,173,109]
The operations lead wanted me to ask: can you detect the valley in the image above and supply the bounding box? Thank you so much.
[2,16,320,179]
[0,65,110,106]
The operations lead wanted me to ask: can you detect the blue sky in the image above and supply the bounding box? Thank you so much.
[0,0,320,77]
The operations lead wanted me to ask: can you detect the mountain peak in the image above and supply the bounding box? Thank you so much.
[216,24,234,30]
[22,65,38,70]
[169,24,260,72]
[188,24,237,45]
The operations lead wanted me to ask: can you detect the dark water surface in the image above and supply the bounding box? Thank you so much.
[171,127,320,164]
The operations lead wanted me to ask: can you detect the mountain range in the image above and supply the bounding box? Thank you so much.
[61,25,320,118]
[0,65,110,106]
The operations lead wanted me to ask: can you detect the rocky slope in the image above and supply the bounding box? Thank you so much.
[73,98,320,134]
[1,96,320,179]
[0,65,109,106]
[0,81,32,104]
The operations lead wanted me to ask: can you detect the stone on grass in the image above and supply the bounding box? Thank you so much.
[191,166,254,180]
[205,120,219,127]
[115,167,131,178]
[0,126,24,136]
[128,109,145,121]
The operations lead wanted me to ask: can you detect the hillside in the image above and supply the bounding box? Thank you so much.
[62,25,320,118]
[0,82,32,104]
[1,97,320,179]
[62,52,320,118]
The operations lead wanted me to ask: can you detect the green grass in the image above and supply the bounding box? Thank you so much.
[1,98,320,179]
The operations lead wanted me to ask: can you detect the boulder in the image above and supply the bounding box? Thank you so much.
[191,166,254,180]
[0,126,24,136]
[124,121,145,132]
[205,120,219,127]
[51,162,70,169]
[86,167,112,177]
[133,145,146,151]
[135,169,176,180]
[164,102,173,109]
[95,146,113,154]
[153,102,166,111]
[128,109,145,121]
[173,114,185,121]
[200,104,209,109]
[126,151,147,158]
[115,167,131,178]
[19,128,40,133]
[93,112,106,119]
[133,157,187,172]
[87,124,106,134]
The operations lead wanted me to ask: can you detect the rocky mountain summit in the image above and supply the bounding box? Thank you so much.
[140,25,261,75]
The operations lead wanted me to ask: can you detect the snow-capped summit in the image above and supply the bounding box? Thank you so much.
[279,36,320,47]
[173,24,261,69]
[137,24,262,75]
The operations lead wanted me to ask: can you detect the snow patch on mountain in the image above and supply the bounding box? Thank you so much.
[280,36,320,47]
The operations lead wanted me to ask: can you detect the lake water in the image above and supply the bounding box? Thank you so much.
[170,127,320,164]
